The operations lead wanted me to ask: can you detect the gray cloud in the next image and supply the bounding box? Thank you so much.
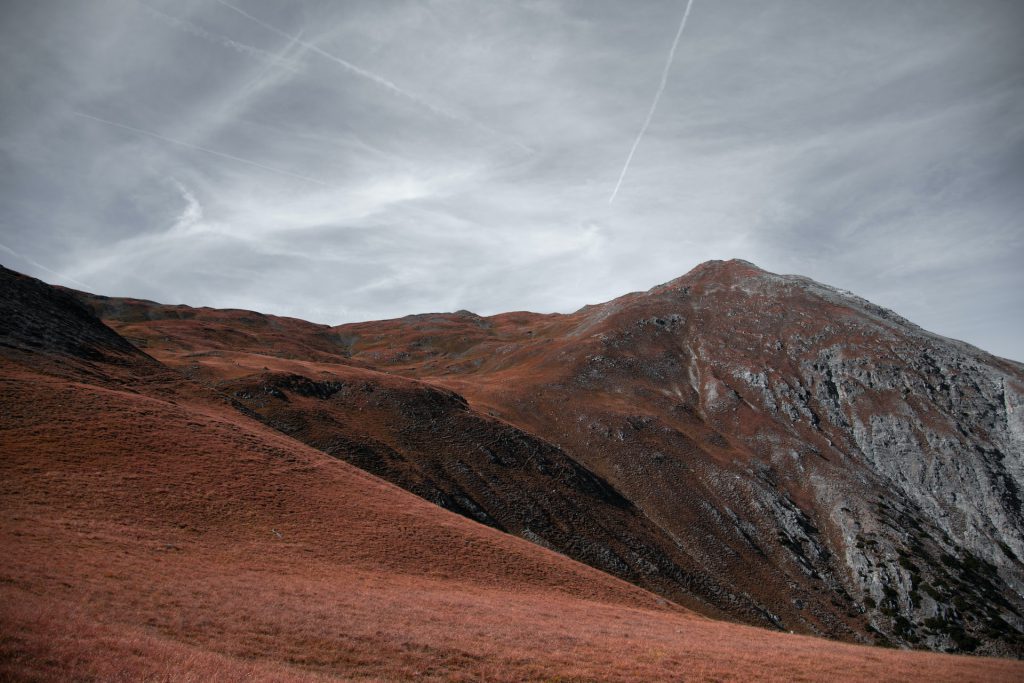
[1,0,1022,360]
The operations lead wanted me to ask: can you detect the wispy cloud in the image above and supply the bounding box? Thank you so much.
[72,111,330,186]
[168,179,204,235]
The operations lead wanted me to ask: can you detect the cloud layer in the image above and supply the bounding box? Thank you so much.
[1,0,1022,360]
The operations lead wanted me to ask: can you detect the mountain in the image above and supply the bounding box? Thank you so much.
[65,259,1024,657]
[0,265,713,681]
[3,260,1021,680]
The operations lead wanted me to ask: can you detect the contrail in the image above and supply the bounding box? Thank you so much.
[609,0,696,204]
[72,111,330,187]
[214,0,408,97]
[214,0,533,154]
[0,242,94,290]
[135,1,303,73]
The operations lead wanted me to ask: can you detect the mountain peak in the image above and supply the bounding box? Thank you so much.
[688,257,766,278]
[653,258,769,293]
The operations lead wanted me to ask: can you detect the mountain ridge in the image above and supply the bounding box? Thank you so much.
[50,258,1024,656]
[10,260,1024,679]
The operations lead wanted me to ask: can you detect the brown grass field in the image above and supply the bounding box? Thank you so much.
[2,359,1023,682]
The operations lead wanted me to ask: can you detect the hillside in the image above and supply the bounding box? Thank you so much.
[68,259,1024,655]
[3,261,1021,680]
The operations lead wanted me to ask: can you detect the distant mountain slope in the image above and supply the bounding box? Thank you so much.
[68,259,1024,656]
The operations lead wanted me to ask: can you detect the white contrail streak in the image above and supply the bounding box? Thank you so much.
[609,0,696,204]
[72,111,330,187]
[135,1,303,73]
[214,0,415,101]
[214,0,533,154]
[0,242,94,290]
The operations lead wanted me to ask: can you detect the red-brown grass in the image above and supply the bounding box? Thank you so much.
[2,356,1022,681]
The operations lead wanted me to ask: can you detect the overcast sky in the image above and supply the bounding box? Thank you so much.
[1,1,1022,360]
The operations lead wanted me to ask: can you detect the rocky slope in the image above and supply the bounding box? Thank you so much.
[70,259,1024,655]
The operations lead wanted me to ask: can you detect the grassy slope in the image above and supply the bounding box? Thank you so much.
[1,361,1021,681]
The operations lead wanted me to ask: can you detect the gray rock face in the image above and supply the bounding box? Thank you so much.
[599,261,1024,653]
[793,318,1024,652]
